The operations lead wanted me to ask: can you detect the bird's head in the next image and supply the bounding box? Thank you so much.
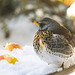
[33,17,60,31]
[33,17,73,42]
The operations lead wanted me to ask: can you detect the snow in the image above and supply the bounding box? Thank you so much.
[70,72,75,75]
[0,45,75,75]
[0,45,63,75]
[67,2,75,17]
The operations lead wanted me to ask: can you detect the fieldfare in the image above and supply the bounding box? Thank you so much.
[33,18,75,68]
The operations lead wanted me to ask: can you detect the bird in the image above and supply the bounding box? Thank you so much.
[33,17,75,69]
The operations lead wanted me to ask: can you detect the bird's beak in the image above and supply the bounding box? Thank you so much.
[32,21,40,25]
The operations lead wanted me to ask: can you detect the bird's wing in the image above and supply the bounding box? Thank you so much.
[45,34,74,57]
[69,34,75,47]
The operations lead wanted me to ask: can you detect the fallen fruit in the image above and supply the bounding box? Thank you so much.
[4,43,22,51]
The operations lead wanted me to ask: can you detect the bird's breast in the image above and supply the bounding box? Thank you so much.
[39,38,44,50]
[33,30,53,51]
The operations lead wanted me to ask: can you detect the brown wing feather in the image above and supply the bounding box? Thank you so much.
[47,34,74,56]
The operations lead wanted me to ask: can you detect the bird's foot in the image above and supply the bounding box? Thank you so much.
[61,62,65,70]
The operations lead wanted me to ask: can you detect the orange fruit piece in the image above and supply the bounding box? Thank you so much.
[6,56,18,64]
[58,0,75,6]
[0,54,18,64]
[0,55,5,61]
[0,54,9,61]
[4,43,22,51]
[64,0,75,6]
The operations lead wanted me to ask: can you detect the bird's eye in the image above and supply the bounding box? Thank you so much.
[40,23,45,28]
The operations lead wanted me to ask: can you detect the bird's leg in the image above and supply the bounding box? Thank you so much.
[61,62,64,70]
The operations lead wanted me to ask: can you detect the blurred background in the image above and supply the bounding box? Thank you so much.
[0,0,75,47]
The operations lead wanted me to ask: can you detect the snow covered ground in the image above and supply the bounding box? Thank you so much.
[0,45,75,75]
[0,45,63,75]
[0,15,75,75]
